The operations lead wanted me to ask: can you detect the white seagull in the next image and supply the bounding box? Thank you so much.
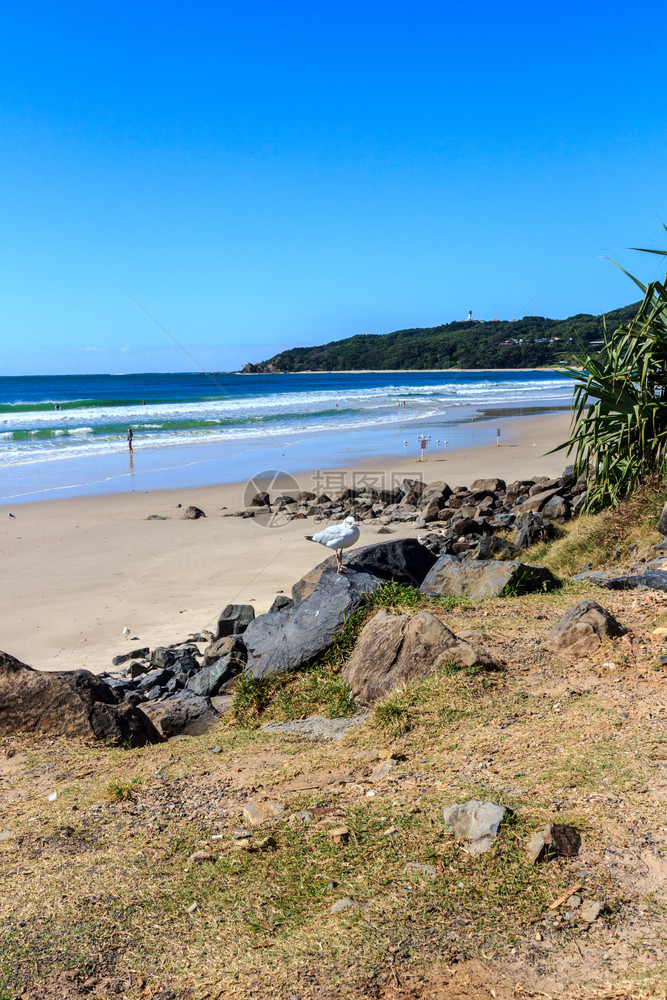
[306,516,360,574]
[122,626,131,640]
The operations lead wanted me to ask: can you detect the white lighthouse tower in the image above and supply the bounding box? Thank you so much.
[467,309,473,321]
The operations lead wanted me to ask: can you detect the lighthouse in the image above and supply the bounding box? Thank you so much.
[467,309,473,321]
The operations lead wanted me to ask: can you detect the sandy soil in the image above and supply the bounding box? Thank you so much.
[0,411,572,674]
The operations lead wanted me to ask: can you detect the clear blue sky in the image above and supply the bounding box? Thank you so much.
[2,0,666,375]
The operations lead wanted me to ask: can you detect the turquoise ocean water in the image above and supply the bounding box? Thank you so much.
[0,370,572,504]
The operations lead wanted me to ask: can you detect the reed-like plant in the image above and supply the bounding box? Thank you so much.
[556,229,667,508]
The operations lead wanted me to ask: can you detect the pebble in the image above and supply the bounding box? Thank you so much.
[330,897,357,914]
[242,799,284,826]
[405,862,437,879]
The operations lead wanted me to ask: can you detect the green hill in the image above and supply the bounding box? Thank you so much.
[241,302,638,372]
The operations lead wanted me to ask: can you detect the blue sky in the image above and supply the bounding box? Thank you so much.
[1,0,666,375]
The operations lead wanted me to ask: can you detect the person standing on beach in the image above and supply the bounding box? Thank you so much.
[127,428,133,454]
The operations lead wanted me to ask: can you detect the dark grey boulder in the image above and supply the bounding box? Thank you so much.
[515,487,563,513]
[467,535,520,561]
[186,654,242,697]
[449,516,487,538]
[203,634,246,665]
[141,693,219,737]
[513,512,554,549]
[0,651,162,747]
[599,570,667,592]
[214,604,255,640]
[268,594,294,613]
[249,491,270,507]
[546,599,627,656]
[541,494,571,521]
[244,567,383,679]
[421,555,556,599]
[291,538,438,604]
[137,668,173,692]
[112,647,149,667]
[150,643,200,669]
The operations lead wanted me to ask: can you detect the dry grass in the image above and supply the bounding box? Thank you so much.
[2,551,667,998]
[525,484,665,577]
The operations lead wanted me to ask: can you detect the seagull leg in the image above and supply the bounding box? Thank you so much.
[336,549,344,574]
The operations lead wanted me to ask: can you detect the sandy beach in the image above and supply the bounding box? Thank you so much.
[0,410,572,674]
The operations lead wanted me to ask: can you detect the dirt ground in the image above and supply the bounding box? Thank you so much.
[2,578,667,1000]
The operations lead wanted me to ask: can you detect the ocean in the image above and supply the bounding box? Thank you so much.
[0,370,572,504]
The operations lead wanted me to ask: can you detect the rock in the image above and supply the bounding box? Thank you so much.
[330,897,357,914]
[249,491,270,507]
[468,535,520,560]
[599,570,667,592]
[243,800,284,826]
[658,503,667,535]
[112,647,150,666]
[579,900,603,923]
[415,497,445,527]
[343,609,500,705]
[526,823,582,864]
[214,604,255,640]
[129,661,151,680]
[513,513,554,548]
[243,567,383,679]
[150,643,200,669]
[203,634,246,665]
[291,539,438,604]
[260,712,369,741]
[268,594,294,613]
[186,654,242,697]
[136,667,173,692]
[542,494,571,521]
[0,651,161,747]
[546,600,627,656]
[182,505,206,519]
[449,516,486,538]
[329,826,349,843]
[405,862,437,879]
[141,694,219,737]
[0,829,18,842]
[470,478,506,494]
[146,513,169,520]
[442,799,507,855]
[421,555,556,598]
[369,757,402,781]
[188,850,216,864]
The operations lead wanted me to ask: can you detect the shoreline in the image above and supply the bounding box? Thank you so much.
[0,410,573,675]
[236,366,566,374]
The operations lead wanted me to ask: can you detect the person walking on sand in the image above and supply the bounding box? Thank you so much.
[127,428,133,454]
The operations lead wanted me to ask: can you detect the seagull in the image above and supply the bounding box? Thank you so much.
[7,512,15,518]
[122,626,131,640]
[306,516,360,573]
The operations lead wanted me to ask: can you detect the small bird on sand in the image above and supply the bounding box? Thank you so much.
[306,516,360,573]
[7,512,15,518]
[122,626,131,640]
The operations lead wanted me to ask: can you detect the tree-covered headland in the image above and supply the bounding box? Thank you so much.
[241,303,638,373]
